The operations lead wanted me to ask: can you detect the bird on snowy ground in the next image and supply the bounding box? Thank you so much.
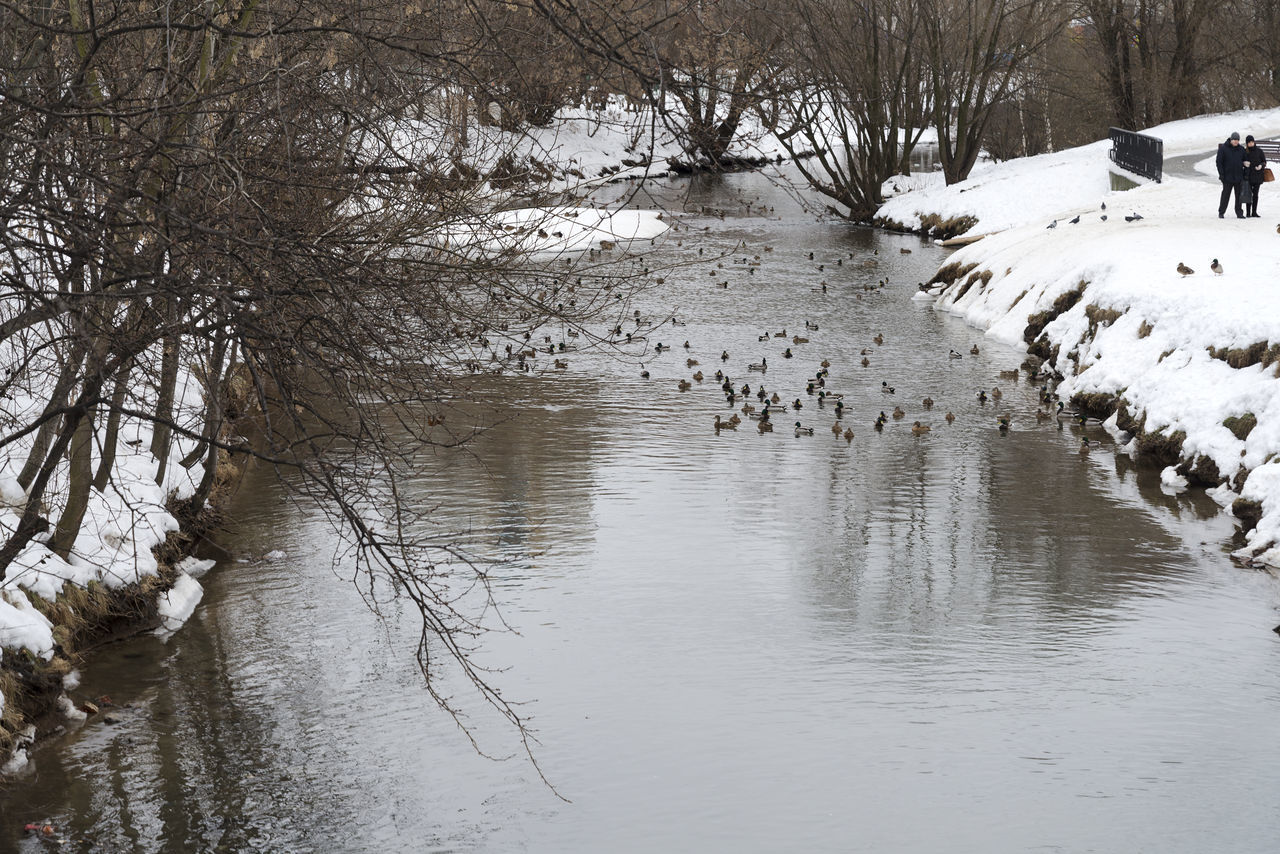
[1211,259,1224,275]
[1047,220,1058,229]
[1069,215,1080,224]
[1100,214,1108,221]
[1125,212,1144,222]
[1101,202,1107,211]
[1177,262,1195,276]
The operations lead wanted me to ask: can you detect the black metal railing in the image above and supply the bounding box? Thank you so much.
[1109,127,1163,183]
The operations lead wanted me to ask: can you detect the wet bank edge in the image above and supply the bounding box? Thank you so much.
[0,410,255,776]
[921,255,1280,588]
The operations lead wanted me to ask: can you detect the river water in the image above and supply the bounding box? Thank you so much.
[6,170,1280,853]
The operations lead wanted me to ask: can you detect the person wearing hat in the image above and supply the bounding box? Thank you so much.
[1244,134,1267,217]
[1217,131,1248,219]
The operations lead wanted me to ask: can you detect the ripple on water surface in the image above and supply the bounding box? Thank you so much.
[6,169,1280,854]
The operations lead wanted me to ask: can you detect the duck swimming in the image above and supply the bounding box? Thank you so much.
[748,358,767,372]
[714,414,737,431]
[892,406,905,419]
[794,421,815,436]
[945,412,956,422]
[843,428,854,442]
[881,381,895,394]
[922,397,934,408]
[911,421,931,435]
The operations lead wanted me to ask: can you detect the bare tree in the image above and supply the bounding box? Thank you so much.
[0,0,654,774]
[767,0,931,218]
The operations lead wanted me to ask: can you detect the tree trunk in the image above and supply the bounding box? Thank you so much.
[16,345,87,491]
[92,362,132,492]
[48,407,94,559]
[151,321,181,486]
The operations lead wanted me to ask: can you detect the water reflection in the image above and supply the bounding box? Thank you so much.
[6,168,1280,853]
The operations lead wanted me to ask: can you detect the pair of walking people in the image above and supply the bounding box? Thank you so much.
[1217,131,1268,218]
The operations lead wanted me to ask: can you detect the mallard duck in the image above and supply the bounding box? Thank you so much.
[742,403,756,415]
[794,422,814,436]
[654,343,669,352]
[861,357,870,367]
[748,358,767,372]
[783,348,794,358]
[873,334,884,346]
[1035,408,1051,421]
[843,428,854,442]
[831,421,843,435]
[807,321,820,330]
[874,412,887,430]
[911,421,931,435]
[977,390,988,403]
[1177,262,1194,277]
[757,387,767,400]
[640,367,650,378]
[945,411,956,422]
[820,359,831,368]
[834,400,844,416]
[678,380,692,391]
[687,358,699,368]
[998,369,1019,380]
[1211,258,1223,275]
[714,414,737,430]
[1080,436,1092,451]
[684,340,692,348]
[721,350,730,361]
[861,348,871,355]
[758,419,774,433]
[792,335,809,344]
[997,416,1011,431]
[948,349,962,360]
[922,397,934,408]
[991,387,1002,400]
[970,344,980,355]
[892,406,905,419]
[771,392,781,404]
[554,359,568,369]
[692,371,703,382]
[792,399,803,410]
[758,333,770,341]
[729,413,742,426]
[881,381,895,394]
[774,329,788,338]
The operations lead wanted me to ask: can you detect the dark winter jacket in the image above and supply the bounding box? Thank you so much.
[1217,140,1247,183]
[1244,143,1267,185]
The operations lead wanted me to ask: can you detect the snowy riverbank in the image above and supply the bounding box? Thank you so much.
[882,107,1280,567]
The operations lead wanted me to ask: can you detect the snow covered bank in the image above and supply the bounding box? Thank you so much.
[886,107,1280,567]
[878,106,1280,238]
[395,95,790,197]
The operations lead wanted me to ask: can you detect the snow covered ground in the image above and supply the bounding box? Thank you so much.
[887,106,1280,567]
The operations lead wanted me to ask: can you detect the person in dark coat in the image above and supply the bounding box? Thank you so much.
[1244,134,1267,217]
[1217,132,1248,218]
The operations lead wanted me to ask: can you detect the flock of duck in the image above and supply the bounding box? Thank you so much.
[629,242,1087,446]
